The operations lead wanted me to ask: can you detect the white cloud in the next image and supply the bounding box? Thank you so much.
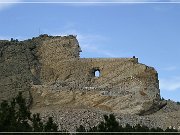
[0,0,21,11]
[162,66,178,71]
[77,32,120,57]
[160,77,180,91]
[0,36,9,40]
[79,36,115,57]
[52,28,118,57]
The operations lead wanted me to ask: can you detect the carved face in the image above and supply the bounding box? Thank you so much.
[73,39,82,57]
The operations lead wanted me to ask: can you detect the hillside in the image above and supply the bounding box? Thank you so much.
[0,34,179,131]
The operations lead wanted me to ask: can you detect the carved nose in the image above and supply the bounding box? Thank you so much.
[79,48,82,52]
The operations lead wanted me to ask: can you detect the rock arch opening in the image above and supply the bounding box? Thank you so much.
[92,68,100,78]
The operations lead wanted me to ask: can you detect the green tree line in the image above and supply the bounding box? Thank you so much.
[0,92,179,134]
[0,92,58,132]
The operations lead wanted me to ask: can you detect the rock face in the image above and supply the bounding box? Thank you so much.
[0,35,161,113]
[0,40,33,104]
[0,34,179,131]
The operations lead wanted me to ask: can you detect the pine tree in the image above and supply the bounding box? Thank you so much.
[0,92,59,133]
[32,113,44,132]
[15,92,32,131]
[44,117,58,132]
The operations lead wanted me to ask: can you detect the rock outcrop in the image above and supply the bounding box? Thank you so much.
[0,34,179,131]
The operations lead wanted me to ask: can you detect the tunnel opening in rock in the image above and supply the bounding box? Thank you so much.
[92,68,100,77]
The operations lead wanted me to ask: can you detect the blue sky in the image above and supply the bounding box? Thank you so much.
[0,0,180,101]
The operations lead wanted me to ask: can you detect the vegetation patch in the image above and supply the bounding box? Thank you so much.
[0,93,178,134]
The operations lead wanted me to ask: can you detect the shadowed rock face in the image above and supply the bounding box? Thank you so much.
[0,34,161,115]
[0,40,33,104]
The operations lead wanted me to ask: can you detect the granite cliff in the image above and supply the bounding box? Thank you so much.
[0,34,179,131]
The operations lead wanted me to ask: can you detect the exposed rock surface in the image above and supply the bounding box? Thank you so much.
[0,34,179,131]
[31,104,180,132]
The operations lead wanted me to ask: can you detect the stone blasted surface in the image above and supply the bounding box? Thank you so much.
[0,34,180,131]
